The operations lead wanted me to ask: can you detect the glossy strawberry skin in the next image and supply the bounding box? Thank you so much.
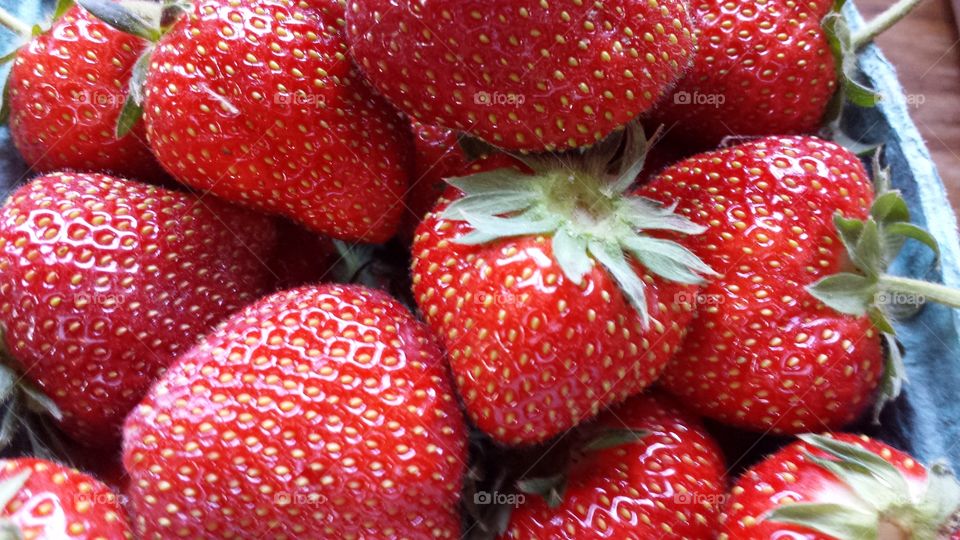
[639,137,882,433]
[7,6,162,181]
[347,0,696,152]
[651,0,836,146]
[143,0,412,242]
[411,195,697,446]
[123,284,468,539]
[0,172,276,445]
[504,393,726,539]
[0,458,133,539]
[720,434,929,539]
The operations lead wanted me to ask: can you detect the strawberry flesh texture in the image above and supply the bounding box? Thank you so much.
[503,393,726,539]
[144,0,412,242]
[123,284,468,539]
[651,0,836,147]
[0,172,276,445]
[347,0,696,152]
[639,136,882,433]
[7,6,163,181]
[412,193,697,445]
[0,458,132,539]
[720,434,934,539]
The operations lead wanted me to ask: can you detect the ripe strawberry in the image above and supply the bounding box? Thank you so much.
[0,457,133,539]
[650,0,923,147]
[502,392,726,539]
[138,0,412,242]
[401,121,523,240]
[650,0,837,146]
[123,284,468,539]
[720,433,960,539]
[0,172,276,446]
[640,136,954,433]
[3,5,163,180]
[346,0,696,152]
[411,123,716,445]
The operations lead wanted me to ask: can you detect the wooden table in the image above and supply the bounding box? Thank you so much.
[859,0,960,216]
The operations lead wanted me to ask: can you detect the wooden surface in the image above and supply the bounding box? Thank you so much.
[859,0,960,218]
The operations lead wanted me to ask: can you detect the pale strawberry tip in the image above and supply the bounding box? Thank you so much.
[440,122,717,329]
[766,434,960,539]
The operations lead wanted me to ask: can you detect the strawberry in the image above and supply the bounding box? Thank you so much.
[346,0,696,152]
[501,392,726,539]
[401,121,523,240]
[123,284,468,539]
[650,0,924,147]
[0,457,133,539]
[0,172,276,446]
[126,0,413,242]
[2,4,163,180]
[720,433,960,539]
[640,136,958,433]
[411,123,716,445]
[650,0,837,146]
[269,218,337,290]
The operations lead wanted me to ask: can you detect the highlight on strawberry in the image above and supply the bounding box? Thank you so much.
[0,172,276,448]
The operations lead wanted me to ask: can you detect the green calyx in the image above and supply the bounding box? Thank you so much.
[806,151,960,419]
[766,434,960,539]
[443,122,717,329]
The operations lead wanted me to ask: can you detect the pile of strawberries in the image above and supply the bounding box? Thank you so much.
[0,0,956,538]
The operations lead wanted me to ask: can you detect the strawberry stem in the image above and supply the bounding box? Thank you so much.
[0,7,31,40]
[851,0,926,50]
[878,275,960,310]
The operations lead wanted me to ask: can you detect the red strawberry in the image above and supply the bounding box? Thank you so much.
[411,123,716,445]
[0,457,133,539]
[720,433,960,539]
[0,172,276,446]
[137,0,412,242]
[4,5,163,180]
[650,0,923,147]
[640,136,954,433]
[650,0,837,146]
[346,0,696,152]
[502,392,727,539]
[401,121,523,240]
[123,284,468,539]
